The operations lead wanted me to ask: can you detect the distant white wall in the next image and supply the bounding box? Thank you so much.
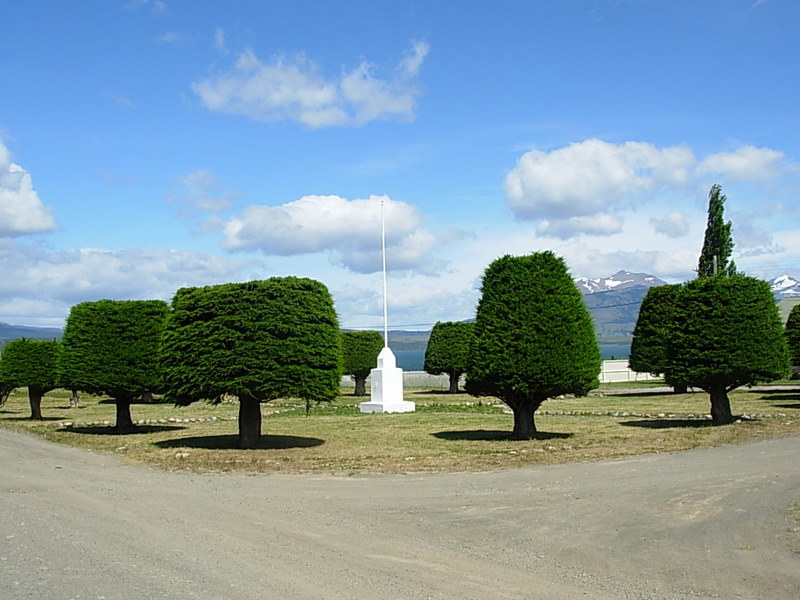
[342,360,658,389]
[600,359,659,383]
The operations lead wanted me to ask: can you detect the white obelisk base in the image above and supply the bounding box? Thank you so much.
[359,347,415,413]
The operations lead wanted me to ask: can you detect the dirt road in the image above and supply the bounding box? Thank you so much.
[1,429,798,599]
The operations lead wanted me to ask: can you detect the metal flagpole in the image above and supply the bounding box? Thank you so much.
[381,198,389,348]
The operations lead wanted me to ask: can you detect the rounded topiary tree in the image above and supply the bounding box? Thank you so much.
[160,277,342,449]
[629,284,687,393]
[786,304,800,377]
[341,330,384,396]
[0,338,61,419]
[664,275,789,424]
[466,252,601,439]
[424,321,475,393]
[59,299,168,432]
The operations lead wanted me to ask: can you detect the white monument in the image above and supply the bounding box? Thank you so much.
[359,199,415,414]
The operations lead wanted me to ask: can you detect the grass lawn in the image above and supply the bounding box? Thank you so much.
[2,383,799,475]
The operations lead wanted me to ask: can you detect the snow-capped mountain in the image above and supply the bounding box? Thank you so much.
[770,275,800,298]
[574,270,667,294]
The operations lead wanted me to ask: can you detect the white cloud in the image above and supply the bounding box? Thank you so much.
[650,211,690,237]
[192,41,429,127]
[0,142,58,237]
[168,169,234,213]
[504,139,793,240]
[536,214,623,239]
[214,28,228,54]
[222,194,440,273]
[505,139,695,221]
[0,240,257,326]
[103,91,134,107]
[155,31,187,44]
[696,146,784,181]
[125,0,168,15]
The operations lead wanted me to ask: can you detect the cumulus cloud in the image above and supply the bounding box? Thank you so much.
[505,139,695,221]
[0,142,58,237]
[223,194,439,273]
[0,240,256,325]
[696,146,784,181]
[504,139,792,240]
[192,41,429,127]
[651,211,690,237]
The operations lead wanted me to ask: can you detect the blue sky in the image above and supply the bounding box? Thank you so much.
[2,0,799,329]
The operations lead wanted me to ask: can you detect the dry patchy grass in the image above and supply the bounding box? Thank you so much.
[1,385,799,475]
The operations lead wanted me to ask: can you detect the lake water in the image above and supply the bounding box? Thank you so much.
[393,345,630,372]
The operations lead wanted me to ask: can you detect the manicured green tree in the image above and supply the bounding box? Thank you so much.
[664,275,789,424]
[160,277,342,449]
[466,252,601,439]
[697,184,737,277]
[785,304,800,376]
[59,299,168,432]
[629,284,687,393]
[341,330,384,396]
[424,321,475,393]
[0,338,60,420]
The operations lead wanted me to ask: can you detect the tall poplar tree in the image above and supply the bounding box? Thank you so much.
[697,184,737,277]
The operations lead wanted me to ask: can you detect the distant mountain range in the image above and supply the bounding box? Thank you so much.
[578,270,800,298]
[0,322,62,350]
[3,273,799,354]
[575,270,667,294]
[579,271,800,346]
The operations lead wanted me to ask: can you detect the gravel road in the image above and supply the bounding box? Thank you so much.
[1,429,799,599]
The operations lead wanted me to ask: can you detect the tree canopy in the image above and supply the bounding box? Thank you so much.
[59,299,168,431]
[629,284,687,392]
[341,330,384,396]
[664,275,789,423]
[697,184,737,277]
[160,277,342,448]
[785,304,800,372]
[0,338,61,419]
[466,252,600,439]
[424,321,475,393]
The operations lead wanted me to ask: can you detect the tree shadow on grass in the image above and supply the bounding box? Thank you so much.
[155,434,325,450]
[60,425,186,435]
[621,419,717,429]
[756,392,800,410]
[602,390,698,398]
[432,430,572,442]
[4,415,69,422]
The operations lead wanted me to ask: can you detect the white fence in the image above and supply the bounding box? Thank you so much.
[341,360,658,390]
[599,359,659,383]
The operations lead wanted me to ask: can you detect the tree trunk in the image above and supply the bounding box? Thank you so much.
[69,389,80,408]
[448,372,460,394]
[114,398,136,433]
[672,383,688,394]
[508,393,548,440]
[354,375,367,397]
[28,385,44,420]
[709,385,734,425]
[238,396,262,449]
